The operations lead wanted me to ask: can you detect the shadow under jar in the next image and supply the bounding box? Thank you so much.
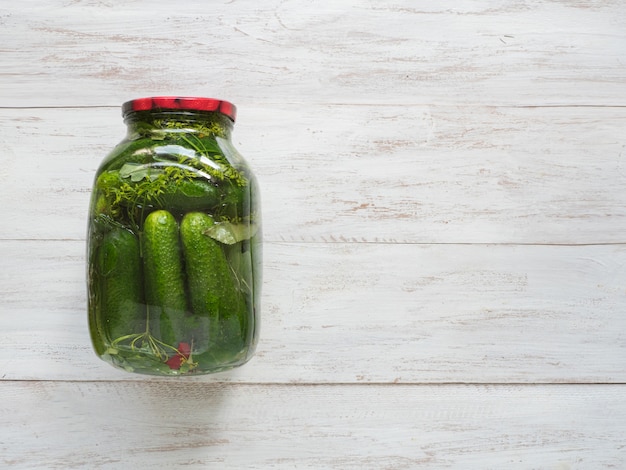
[87,97,261,376]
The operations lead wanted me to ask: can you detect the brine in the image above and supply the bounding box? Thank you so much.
[87,98,261,376]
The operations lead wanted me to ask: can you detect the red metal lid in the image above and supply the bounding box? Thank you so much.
[122,96,237,122]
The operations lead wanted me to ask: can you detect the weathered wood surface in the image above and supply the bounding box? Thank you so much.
[1,1,625,107]
[2,382,625,469]
[3,105,626,243]
[1,0,625,468]
[1,239,625,383]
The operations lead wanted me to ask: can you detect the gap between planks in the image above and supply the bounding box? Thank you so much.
[1,104,626,110]
[1,379,625,386]
[3,238,626,247]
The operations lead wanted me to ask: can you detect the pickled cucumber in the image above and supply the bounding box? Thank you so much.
[96,228,145,341]
[180,212,247,350]
[142,210,188,345]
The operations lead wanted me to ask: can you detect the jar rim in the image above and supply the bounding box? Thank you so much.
[122,96,237,122]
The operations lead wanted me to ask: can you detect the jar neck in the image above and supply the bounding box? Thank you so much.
[123,110,234,140]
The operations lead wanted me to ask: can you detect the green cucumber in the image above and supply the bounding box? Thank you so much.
[142,210,189,346]
[97,228,145,341]
[180,212,247,351]
[157,178,221,213]
[96,169,222,215]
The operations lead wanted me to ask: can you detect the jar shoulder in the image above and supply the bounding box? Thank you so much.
[97,133,252,179]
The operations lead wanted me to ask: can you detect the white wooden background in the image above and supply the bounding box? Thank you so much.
[1,1,625,468]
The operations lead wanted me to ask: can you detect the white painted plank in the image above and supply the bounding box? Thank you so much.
[2,239,624,382]
[2,105,625,243]
[1,1,625,107]
[4,1,625,466]
[0,381,624,469]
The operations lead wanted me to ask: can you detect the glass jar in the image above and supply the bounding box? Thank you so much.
[87,97,261,376]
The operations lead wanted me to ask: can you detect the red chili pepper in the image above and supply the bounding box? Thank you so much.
[166,342,191,370]
[178,342,191,357]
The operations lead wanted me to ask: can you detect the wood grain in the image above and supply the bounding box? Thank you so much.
[2,239,624,383]
[2,105,625,243]
[1,381,624,469]
[0,1,625,107]
[2,0,626,467]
